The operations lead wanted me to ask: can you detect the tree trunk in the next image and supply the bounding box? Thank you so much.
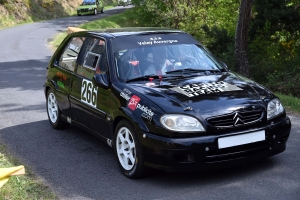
[235,0,254,77]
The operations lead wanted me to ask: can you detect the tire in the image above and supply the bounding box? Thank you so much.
[94,9,97,15]
[114,120,146,178]
[101,7,104,13]
[46,89,68,129]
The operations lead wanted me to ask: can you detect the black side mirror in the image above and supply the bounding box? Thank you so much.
[94,74,109,88]
[220,61,230,71]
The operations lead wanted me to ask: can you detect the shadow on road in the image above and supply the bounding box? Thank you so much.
[0,58,50,91]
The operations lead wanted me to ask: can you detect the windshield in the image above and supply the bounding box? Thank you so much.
[114,43,224,81]
[82,0,95,5]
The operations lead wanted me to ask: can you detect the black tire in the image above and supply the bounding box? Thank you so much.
[101,7,104,13]
[114,120,146,178]
[46,89,68,129]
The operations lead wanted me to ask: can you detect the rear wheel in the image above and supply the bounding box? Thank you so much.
[114,120,146,178]
[46,89,68,129]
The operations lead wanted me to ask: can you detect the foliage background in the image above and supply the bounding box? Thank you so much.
[0,0,116,28]
[1,0,299,98]
[129,0,300,98]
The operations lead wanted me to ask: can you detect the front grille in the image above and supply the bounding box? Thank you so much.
[207,110,263,128]
[80,8,89,12]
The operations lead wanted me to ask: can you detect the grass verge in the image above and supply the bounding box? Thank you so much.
[275,93,300,114]
[50,11,133,50]
[0,144,57,200]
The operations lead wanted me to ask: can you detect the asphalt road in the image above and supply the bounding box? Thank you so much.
[0,6,300,200]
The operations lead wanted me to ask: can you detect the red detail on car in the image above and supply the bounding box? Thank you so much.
[129,61,139,66]
[128,95,141,110]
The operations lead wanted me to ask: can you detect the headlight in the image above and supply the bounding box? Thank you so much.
[160,114,205,132]
[89,8,93,10]
[267,98,284,120]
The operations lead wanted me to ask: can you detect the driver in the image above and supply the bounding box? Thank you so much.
[143,46,172,76]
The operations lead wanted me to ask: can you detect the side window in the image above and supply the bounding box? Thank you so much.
[59,37,85,72]
[77,37,107,79]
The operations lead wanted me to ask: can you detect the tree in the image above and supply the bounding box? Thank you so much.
[235,0,254,77]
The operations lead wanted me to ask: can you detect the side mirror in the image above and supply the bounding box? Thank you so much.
[220,61,230,71]
[94,74,109,88]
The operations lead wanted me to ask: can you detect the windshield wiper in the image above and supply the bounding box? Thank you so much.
[165,68,221,75]
[126,74,163,83]
[126,74,183,83]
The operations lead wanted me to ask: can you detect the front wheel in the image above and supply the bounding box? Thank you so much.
[46,89,68,129]
[94,9,97,15]
[114,120,146,178]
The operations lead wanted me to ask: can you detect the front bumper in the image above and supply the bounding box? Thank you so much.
[138,116,291,172]
[77,9,94,15]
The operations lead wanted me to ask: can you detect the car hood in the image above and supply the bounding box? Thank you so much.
[128,72,274,119]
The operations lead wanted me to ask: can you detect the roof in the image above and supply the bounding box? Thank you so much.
[88,27,184,38]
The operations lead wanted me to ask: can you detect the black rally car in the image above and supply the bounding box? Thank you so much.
[44,27,291,178]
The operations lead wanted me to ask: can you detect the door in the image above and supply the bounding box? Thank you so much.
[52,36,86,118]
[69,37,111,138]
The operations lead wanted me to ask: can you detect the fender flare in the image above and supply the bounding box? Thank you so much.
[117,107,149,133]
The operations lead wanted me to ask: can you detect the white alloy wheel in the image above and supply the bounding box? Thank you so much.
[94,9,97,15]
[116,127,136,170]
[47,92,58,123]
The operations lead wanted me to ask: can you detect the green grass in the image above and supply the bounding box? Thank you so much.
[79,12,133,29]
[49,32,68,51]
[50,12,134,51]
[0,144,57,200]
[275,93,300,114]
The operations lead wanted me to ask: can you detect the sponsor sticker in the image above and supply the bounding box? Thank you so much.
[120,92,154,121]
[81,79,98,108]
[57,81,65,89]
[137,37,178,46]
[123,88,132,95]
[128,95,141,111]
[120,88,132,101]
[56,72,67,81]
[137,104,154,121]
[120,91,131,101]
[170,81,243,97]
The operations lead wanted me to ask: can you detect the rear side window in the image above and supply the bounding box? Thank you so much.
[59,37,86,72]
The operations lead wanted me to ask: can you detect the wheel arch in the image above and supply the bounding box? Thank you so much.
[112,107,149,140]
[44,79,58,98]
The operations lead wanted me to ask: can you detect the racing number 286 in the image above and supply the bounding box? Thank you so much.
[81,79,98,108]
